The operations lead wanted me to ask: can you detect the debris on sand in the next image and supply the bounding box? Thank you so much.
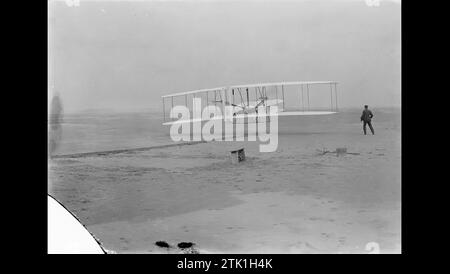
[155,241,171,248]
[181,247,200,254]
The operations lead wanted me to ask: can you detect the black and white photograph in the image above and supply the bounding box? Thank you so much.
[47,0,401,255]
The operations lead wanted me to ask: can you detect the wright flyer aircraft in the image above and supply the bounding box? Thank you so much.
[162,81,339,126]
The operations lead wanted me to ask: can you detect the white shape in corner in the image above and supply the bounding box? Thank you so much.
[48,195,104,254]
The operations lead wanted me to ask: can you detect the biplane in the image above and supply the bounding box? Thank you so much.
[162,81,338,125]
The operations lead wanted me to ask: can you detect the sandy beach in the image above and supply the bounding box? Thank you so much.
[48,108,401,254]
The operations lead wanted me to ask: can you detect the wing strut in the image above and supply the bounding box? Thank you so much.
[334,83,338,111]
[306,84,310,111]
[163,97,165,122]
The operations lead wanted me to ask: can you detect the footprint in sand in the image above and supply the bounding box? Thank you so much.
[309,217,321,221]
[337,237,346,246]
[321,232,331,238]
[304,242,319,251]
[119,237,129,244]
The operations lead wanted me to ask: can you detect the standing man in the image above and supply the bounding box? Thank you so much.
[360,105,374,135]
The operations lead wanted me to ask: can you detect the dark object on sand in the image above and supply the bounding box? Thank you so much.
[230,148,245,164]
[177,242,195,249]
[155,241,171,248]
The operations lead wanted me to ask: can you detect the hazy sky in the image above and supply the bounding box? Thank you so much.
[48,0,400,113]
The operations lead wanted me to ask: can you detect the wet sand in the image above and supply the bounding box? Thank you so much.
[48,109,401,253]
